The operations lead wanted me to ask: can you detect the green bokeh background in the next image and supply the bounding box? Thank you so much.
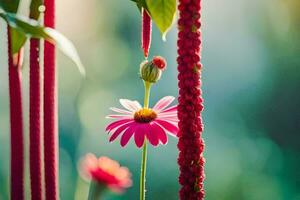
[1,0,300,199]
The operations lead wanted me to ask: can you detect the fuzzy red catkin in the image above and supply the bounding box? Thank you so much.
[44,0,59,199]
[142,8,152,58]
[29,37,42,200]
[7,26,25,200]
[177,0,205,199]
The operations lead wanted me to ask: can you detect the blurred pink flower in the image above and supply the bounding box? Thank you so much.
[106,96,178,148]
[80,154,132,193]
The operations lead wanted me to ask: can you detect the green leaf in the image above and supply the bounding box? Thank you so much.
[44,28,85,76]
[11,28,27,54]
[0,13,85,75]
[145,0,176,40]
[0,0,20,13]
[0,13,49,38]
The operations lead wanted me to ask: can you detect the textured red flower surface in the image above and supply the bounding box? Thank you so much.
[177,0,205,199]
[80,154,132,193]
[106,96,178,148]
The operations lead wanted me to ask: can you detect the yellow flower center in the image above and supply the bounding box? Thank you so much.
[134,108,157,123]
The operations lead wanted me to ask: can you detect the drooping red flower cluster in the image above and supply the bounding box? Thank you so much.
[7,26,25,200]
[43,0,59,199]
[177,0,205,199]
[29,38,43,200]
[29,8,43,200]
[141,9,152,58]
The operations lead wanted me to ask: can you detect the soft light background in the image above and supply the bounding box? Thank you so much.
[1,0,300,199]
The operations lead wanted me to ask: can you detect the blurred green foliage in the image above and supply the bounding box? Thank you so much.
[0,0,300,199]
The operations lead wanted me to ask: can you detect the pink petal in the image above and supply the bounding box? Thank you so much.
[158,113,178,118]
[134,125,146,148]
[106,115,132,119]
[158,112,177,117]
[153,96,175,112]
[110,107,133,114]
[120,99,142,112]
[106,119,132,131]
[160,105,177,113]
[120,125,137,147]
[109,122,134,142]
[160,115,178,120]
[133,100,142,108]
[159,117,179,123]
[151,123,168,144]
[158,115,178,120]
[159,111,177,115]
[146,124,159,146]
[154,120,179,137]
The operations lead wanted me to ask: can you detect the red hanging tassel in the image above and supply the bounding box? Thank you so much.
[177,0,205,199]
[141,8,152,58]
[44,0,59,199]
[29,37,42,200]
[7,26,25,200]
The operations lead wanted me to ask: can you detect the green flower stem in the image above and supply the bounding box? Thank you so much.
[88,181,105,200]
[140,81,152,200]
[143,81,151,108]
[140,141,148,200]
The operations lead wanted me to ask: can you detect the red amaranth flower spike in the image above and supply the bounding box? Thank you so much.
[141,9,152,58]
[43,0,58,199]
[29,8,43,200]
[29,37,42,200]
[7,26,25,200]
[177,0,205,199]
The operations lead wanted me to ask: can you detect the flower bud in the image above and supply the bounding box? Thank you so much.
[140,56,167,83]
[140,60,162,83]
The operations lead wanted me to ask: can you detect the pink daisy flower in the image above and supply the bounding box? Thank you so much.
[106,96,178,148]
[80,154,132,193]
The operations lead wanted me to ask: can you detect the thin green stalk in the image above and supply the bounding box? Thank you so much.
[88,181,105,200]
[143,81,151,108]
[140,81,152,200]
[140,141,148,200]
